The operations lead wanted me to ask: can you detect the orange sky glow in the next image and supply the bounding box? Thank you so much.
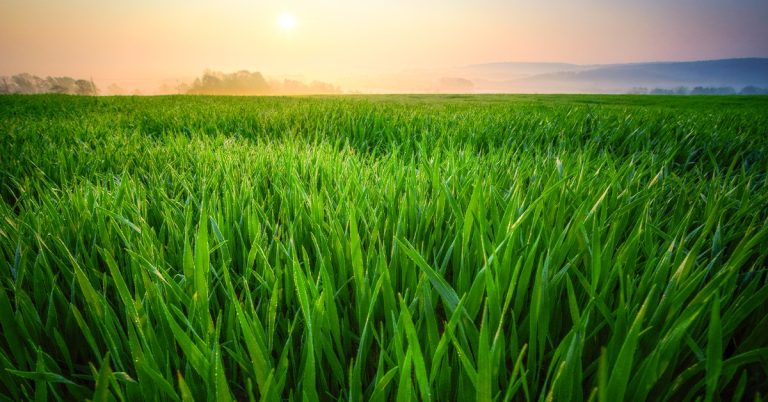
[1,0,767,93]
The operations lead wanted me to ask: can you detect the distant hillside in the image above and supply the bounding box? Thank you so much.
[521,58,768,90]
[341,58,768,94]
[458,62,587,80]
[334,58,768,94]
[459,58,768,93]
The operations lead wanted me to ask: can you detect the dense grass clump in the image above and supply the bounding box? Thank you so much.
[0,94,767,401]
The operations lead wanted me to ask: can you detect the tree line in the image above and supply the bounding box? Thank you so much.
[0,73,98,95]
[628,85,768,95]
[187,70,341,95]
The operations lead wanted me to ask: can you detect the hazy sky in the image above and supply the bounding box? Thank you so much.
[1,0,767,89]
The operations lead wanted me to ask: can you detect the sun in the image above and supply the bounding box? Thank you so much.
[277,13,297,31]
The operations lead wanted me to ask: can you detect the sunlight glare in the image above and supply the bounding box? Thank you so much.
[278,13,297,31]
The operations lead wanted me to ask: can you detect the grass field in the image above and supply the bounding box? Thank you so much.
[1,94,767,401]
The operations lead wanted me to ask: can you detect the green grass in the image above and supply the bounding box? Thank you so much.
[0,94,767,401]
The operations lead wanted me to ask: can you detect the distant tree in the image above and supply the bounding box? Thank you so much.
[0,76,12,94]
[279,79,307,93]
[198,71,223,92]
[272,78,340,94]
[188,70,271,95]
[106,83,125,95]
[309,80,340,94]
[47,76,77,93]
[690,86,735,95]
[157,79,191,95]
[49,83,67,94]
[0,73,98,94]
[187,70,341,95]
[12,73,40,93]
[176,82,190,94]
[438,77,474,92]
[739,85,768,95]
[74,79,98,95]
[651,88,674,95]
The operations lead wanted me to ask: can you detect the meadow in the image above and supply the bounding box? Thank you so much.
[0,94,767,401]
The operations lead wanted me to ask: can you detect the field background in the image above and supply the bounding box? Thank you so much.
[1,94,767,401]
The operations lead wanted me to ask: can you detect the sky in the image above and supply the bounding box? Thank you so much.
[1,0,767,92]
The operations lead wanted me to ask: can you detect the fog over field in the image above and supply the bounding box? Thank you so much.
[3,58,768,95]
[337,58,768,94]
